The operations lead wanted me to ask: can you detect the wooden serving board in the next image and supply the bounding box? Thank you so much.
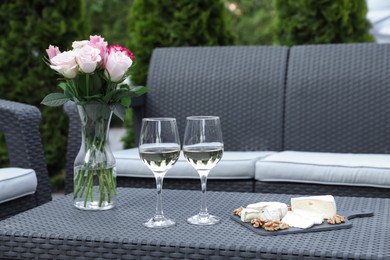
[231,210,373,236]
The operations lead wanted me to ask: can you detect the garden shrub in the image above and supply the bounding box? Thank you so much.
[274,0,374,46]
[86,0,133,47]
[0,0,87,190]
[226,0,275,46]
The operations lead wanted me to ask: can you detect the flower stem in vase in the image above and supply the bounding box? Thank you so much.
[73,103,117,211]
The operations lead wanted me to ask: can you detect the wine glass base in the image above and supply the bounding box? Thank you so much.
[143,216,176,228]
[187,214,220,225]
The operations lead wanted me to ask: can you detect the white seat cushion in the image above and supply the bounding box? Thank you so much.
[0,168,37,204]
[114,148,274,179]
[255,151,390,188]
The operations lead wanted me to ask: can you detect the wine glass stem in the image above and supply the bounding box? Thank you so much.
[199,170,209,216]
[154,172,166,218]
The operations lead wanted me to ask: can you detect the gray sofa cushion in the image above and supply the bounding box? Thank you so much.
[114,148,274,179]
[0,168,37,203]
[255,151,390,188]
[284,44,390,153]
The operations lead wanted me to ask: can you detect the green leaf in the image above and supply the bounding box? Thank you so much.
[41,93,70,107]
[102,90,117,103]
[131,86,149,96]
[58,82,68,91]
[121,96,131,107]
[111,88,131,103]
[112,104,127,121]
[84,94,103,100]
[120,84,130,90]
[64,85,76,99]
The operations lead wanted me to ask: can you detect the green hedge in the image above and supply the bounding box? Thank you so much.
[86,0,133,47]
[0,0,87,190]
[127,0,235,87]
[227,0,275,46]
[122,0,236,148]
[274,0,374,46]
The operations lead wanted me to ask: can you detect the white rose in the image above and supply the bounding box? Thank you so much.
[74,45,101,73]
[50,50,78,79]
[72,40,90,49]
[104,51,133,82]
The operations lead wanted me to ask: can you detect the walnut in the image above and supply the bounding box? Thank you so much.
[327,214,346,225]
[251,218,289,231]
[232,207,243,216]
[263,220,289,231]
[251,218,268,228]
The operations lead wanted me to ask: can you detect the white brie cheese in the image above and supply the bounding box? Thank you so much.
[240,208,263,222]
[281,211,315,229]
[246,202,288,220]
[291,195,337,219]
[293,209,324,224]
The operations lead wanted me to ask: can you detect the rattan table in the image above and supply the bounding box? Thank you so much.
[0,188,389,259]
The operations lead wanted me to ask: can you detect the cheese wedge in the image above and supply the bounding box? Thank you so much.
[281,211,315,229]
[241,202,288,222]
[293,209,324,224]
[291,195,336,219]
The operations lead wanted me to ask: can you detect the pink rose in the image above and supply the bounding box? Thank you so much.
[50,50,78,79]
[107,45,134,60]
[72,40,90,49]
[104,45,133,82]
[46,45,60,60]
[74,45,101,73]
[89,35,107,62]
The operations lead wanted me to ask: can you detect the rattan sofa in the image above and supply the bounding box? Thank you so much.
[0,99,52,220]
[64,43,390,198]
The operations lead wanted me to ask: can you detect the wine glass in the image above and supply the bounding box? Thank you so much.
[183,116,224,225]
[139,118,181,228]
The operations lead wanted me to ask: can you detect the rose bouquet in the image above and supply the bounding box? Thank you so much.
[42,35,147,210]
[42,35,146,119]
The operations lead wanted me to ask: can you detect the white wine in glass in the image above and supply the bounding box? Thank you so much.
[183,116,223,225]
[139,118,180,228]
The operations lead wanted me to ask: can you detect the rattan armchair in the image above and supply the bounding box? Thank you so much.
[0,99,52,220]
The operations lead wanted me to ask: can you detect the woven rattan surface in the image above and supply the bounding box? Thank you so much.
[285,43,390,153]
[136,46,288,151]
[255,181,390,198]
[1,188,389,259]
[116,177,254,193]
[63,101,82,195]
[0,99,52,220]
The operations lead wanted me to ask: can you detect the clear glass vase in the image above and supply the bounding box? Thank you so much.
[73,102,117,210]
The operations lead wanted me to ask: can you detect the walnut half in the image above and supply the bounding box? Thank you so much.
[251,218,289,231]
[251,218,268,228]
[232,207,243,216]
[327,214,346,225]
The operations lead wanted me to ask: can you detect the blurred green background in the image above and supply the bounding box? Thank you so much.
[0,0,374,192]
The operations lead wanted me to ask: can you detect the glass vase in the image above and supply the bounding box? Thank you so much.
[73,102,117,210]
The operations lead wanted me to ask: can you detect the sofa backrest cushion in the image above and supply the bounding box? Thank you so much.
[134,46,289,151]
[284,43,390,153]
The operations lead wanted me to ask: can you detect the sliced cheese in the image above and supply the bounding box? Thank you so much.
[291,195,336,219]
[281,211,315,229]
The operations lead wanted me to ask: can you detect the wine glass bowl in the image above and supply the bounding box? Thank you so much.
[183,116,224,225]
[139,118,180,228]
